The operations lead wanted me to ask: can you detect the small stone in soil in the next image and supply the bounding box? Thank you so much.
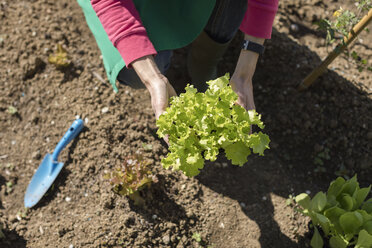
[65,197,71,202]
[305,190,311,195]
[290,23,299,32]
[32,150,41,160]
[262,196,267,201]
[101,107,109,113]
[162,235,170,244]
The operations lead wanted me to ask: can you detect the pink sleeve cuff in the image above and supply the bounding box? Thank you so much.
[91,0,157,67]
[240,0,279,39]
[116,32,157,67]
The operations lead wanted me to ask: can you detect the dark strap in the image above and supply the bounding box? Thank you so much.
[242,40,265,55]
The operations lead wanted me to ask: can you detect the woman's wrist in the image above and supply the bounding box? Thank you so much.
[244,34,265,45]
[232,36,264,80]
[131,55,165,87]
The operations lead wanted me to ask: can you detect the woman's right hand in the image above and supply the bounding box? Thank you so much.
[131,55,177,119]
[146,75,177,120]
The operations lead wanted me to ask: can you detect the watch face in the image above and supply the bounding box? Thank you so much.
[243,40,250,49]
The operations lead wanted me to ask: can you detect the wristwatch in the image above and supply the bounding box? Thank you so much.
[242,40,265,55]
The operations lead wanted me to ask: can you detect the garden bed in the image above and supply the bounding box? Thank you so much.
[0,0,371,247]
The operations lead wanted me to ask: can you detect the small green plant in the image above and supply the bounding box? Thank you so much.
[142,143,153,151]
[192,232,202,243]
[295,175,372,248]
[7,106,18,115]
[316,0,372,71]
[48,44,71,68]
[16,208,29,220]
[314,148,331,173]
[104,154,158,205]
[5,181,13,194]
[157,75,270,177]
[286,194,295,206]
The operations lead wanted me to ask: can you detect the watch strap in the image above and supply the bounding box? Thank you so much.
[242,40,265,55]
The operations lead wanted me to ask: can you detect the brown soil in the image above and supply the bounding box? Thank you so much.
[0,0,371,247]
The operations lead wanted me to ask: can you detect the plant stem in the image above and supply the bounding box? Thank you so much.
[298,8,372,91]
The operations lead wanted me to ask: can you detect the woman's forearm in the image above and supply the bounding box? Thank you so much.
[233,34,265,81]
[131,55,164,88]
[91,0,156,66]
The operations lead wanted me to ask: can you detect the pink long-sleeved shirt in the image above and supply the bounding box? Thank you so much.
[91,0,279,67]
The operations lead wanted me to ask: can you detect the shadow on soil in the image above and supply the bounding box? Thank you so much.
[58,62,84,84]
[198,156,311,247]
[168,27,372,247]
[0,231,27,248]
[0,174,5,209]
[129,175,188,224]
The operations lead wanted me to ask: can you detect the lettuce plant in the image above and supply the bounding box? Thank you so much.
[295,175,372,248]
[156,74,270,177]
[104,154,158,205]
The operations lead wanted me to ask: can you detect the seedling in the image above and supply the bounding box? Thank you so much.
[142,143,153,152]
[16,208,29,220]
[286,194,295,206]
[104,154,158,205]
[7,106,17,115]
[48,44,71,68]
[314,148,331,173]
[192,232,202,243]
[5,181,13,194]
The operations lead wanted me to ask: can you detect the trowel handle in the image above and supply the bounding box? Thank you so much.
[52,119,84,162]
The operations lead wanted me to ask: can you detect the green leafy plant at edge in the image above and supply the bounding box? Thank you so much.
[156,74,270,177]
[295,175,372,248]
[104,154,158,205]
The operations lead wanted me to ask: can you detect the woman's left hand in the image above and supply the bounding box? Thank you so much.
[230,34,264,111]
[230,72,255,111]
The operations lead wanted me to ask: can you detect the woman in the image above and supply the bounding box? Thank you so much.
[79,0,278,119]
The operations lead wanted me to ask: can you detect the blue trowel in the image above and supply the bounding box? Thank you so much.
[24,119,84,208]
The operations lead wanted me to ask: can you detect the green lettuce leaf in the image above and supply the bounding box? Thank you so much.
[156,74,270,176]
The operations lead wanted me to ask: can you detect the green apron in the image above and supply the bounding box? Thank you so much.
[77,0,216,92]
